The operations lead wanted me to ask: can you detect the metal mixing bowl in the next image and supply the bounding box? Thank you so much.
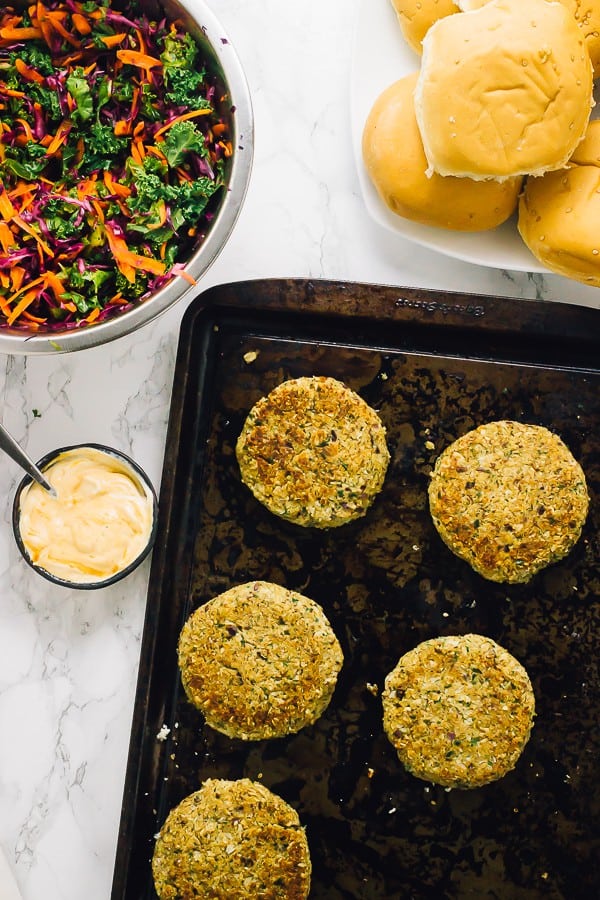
[0,0,253,354]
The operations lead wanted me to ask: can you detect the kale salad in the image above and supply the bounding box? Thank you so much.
[0,0,232,330]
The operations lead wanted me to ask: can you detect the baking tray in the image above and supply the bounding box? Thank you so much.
[112,279,600,900]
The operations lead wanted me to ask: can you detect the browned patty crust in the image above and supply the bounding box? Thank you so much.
[428,420,589,583]
[382,634,535,789]
[152,778,311,899]
[236,376,390,528]
[177,581,344,740]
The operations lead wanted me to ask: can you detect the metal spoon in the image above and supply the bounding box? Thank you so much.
[0,423,57,497]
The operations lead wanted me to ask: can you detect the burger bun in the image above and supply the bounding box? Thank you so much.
[362,73,522,231]
[518,120,600,286]
[414,0,594,180]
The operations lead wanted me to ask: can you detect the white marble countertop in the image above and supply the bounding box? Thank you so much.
[0,1,599,899]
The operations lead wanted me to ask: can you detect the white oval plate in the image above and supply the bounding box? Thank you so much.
[350,0,547,273]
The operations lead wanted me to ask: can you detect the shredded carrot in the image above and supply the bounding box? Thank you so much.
[176,268,198,287]
[0,14,20,29]
[105,224,166,282]
[16,118,35,143]
[45,121,72,157]
[0,0,229,328]
[145,145,168,165]
[114,120,132,137]
[9,182,37,201]
[4,273,46,322]
[10,266,26,292]
[130,140,145,165]
[13,216,53,257]
[175,166,194,183]
[117,49,162,70]
[0,26,43,43]
[99,33,128,48]
[128,85,140,122]
[44,271,66,301]
[0,186,16,221]
[53,50,84,67]
[7,287,41,326]
[45,10,81,48]
[0,294,12,319]
[21,311,47,325]
[0,221,15,253]
[91,199,105,223]
[154,108,213,138]
[71,12,92,35]
[134,27,147,54]
[7,276,46,301]
[146,200,167,231]
[77,174,99,199]
[15,192,35,215]
[33,1,56,50]
[103,171,131,199]
[14,58,45,83]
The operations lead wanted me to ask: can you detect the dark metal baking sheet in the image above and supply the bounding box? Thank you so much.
[112,279,600,900]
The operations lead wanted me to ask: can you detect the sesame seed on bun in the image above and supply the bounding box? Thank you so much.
[518,120,600,285]
[414,0,594,180]
[390,0,459,55]
[362,72,522,230]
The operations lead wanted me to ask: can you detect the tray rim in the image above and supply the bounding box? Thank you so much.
[178,278,600,345]
[111,277,600,899]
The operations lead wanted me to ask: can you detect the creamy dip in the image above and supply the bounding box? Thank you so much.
[17,446,155,584]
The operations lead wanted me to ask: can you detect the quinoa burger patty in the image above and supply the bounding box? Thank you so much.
[177,581,344,740]
[428,420,589,583]
[152,778,311,899]
[382,634,535,789]
[236,376,390,528]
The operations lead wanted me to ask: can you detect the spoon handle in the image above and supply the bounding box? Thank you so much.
[0,424,56,496]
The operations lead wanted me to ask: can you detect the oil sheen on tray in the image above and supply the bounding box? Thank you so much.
[112,280,600,900]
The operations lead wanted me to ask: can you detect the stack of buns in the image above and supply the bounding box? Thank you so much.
[363,0,600,284]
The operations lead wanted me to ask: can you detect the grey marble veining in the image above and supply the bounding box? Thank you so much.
[0,2,599,899]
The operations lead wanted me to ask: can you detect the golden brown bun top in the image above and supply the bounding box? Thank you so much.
[362,72,522,231]
[518,119,600,286]
[457,0,600,73]
[390,0,458,54]
[568,1,600,74]
[415,0,594,180]
[570,118,600,166]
